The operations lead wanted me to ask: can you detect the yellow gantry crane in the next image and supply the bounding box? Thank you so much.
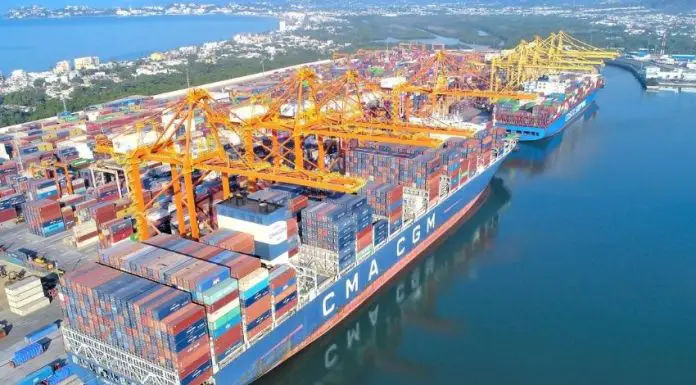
[94,33,614,241]
[490,31,619,91]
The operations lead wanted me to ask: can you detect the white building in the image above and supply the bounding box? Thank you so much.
[74,56,100,71]
[54,60,70,74]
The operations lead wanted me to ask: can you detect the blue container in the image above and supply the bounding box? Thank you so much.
[46,366,72,385]
[150,290,190,320]
[241,287,270,308]
[274,291,298,311]
[25,322,59,344]
[180,360,212,385]
[17,364,53,385]
[173,327,208,353]
[241,278,270,299]
[12,342,44,366]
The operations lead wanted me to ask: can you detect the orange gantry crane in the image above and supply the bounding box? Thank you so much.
[95,66,486,240]
[28,154,76,195]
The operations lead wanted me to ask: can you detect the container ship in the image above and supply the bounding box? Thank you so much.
[493,73,604,141]
[0,32,615,385]
[57,123,516,385]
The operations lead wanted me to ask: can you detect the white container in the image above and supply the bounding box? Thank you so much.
[216,216,286,244]
[112,131,159,153]
[380,76,407,89]
[5,276,42,296]
[7,284,44,303]
[238,268,269,291]
[9,291,46,309]
[229,104,268,122]
[11,296,50,316]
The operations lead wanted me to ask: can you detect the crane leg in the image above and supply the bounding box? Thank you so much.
[183,166,199,239]
[170,166,187,236]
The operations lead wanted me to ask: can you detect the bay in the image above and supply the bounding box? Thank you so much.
[258,67,696,385]
[0,14,278,74]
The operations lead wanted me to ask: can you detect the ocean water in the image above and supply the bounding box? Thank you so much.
[0,14,277,73]
[257,66,696,385]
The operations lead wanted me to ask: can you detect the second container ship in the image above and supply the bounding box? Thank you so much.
[493,73,603,141]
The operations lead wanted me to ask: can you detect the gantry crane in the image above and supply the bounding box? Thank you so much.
[490,31,619,91]
[28,153,76,195]
[97,88,371,240]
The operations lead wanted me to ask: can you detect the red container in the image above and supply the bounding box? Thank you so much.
[162,303,205,335]
[248,318,272,339]
[357,230,373,251]
[243,295,271,321]
[275,284,297,302]
[286,218,298,237]
[174,336,209,371]
[213,324,243,353]
[206,290,239,314]
[0,207,17,223]
[177,346,211,377]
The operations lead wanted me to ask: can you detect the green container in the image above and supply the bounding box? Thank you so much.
[201,278,238,305]
[208,306,241,330]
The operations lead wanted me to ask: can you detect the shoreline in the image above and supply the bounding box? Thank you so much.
[2,13,277,22]
[0,14,280,74]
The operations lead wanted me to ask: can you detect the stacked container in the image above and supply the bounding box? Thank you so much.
[5,276,49,316]
[98,238,255,364]
[238,268,272,340]
[72,220,99,248]
[90,201,117,227]
[268,264,297,321]
[98,218,134,249]
[59,263,213,385]
[28,178,59,201]
[216,198,289,264]
[301,202,357,272]
[327,194,373,260]
[24,199,65,237]
[200,229,255,255]
[361,182,403,235]
[373,219,389,245]
[71,178,87,194]
[62,206,76,229]
[96,182,119,202]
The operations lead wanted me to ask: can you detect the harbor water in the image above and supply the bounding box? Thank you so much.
[257,66,696,385]
[0,14,278,73]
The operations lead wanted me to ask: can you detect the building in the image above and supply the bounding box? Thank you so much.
[645,66,696,82]
[54,60,70,74]
[150,52,165,61]
[74,56,100,70]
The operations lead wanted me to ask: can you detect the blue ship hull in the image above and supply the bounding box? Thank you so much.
[212,153,508,385]
[499,89,598,141]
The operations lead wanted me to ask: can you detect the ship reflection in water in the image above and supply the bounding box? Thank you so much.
[257,178,512,385]
[500,102,599,178]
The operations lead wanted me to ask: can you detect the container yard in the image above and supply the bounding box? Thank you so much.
[0,31,617,385]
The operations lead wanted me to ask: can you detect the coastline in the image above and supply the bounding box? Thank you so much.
[0,14,280,74]
[2,12,277,21]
